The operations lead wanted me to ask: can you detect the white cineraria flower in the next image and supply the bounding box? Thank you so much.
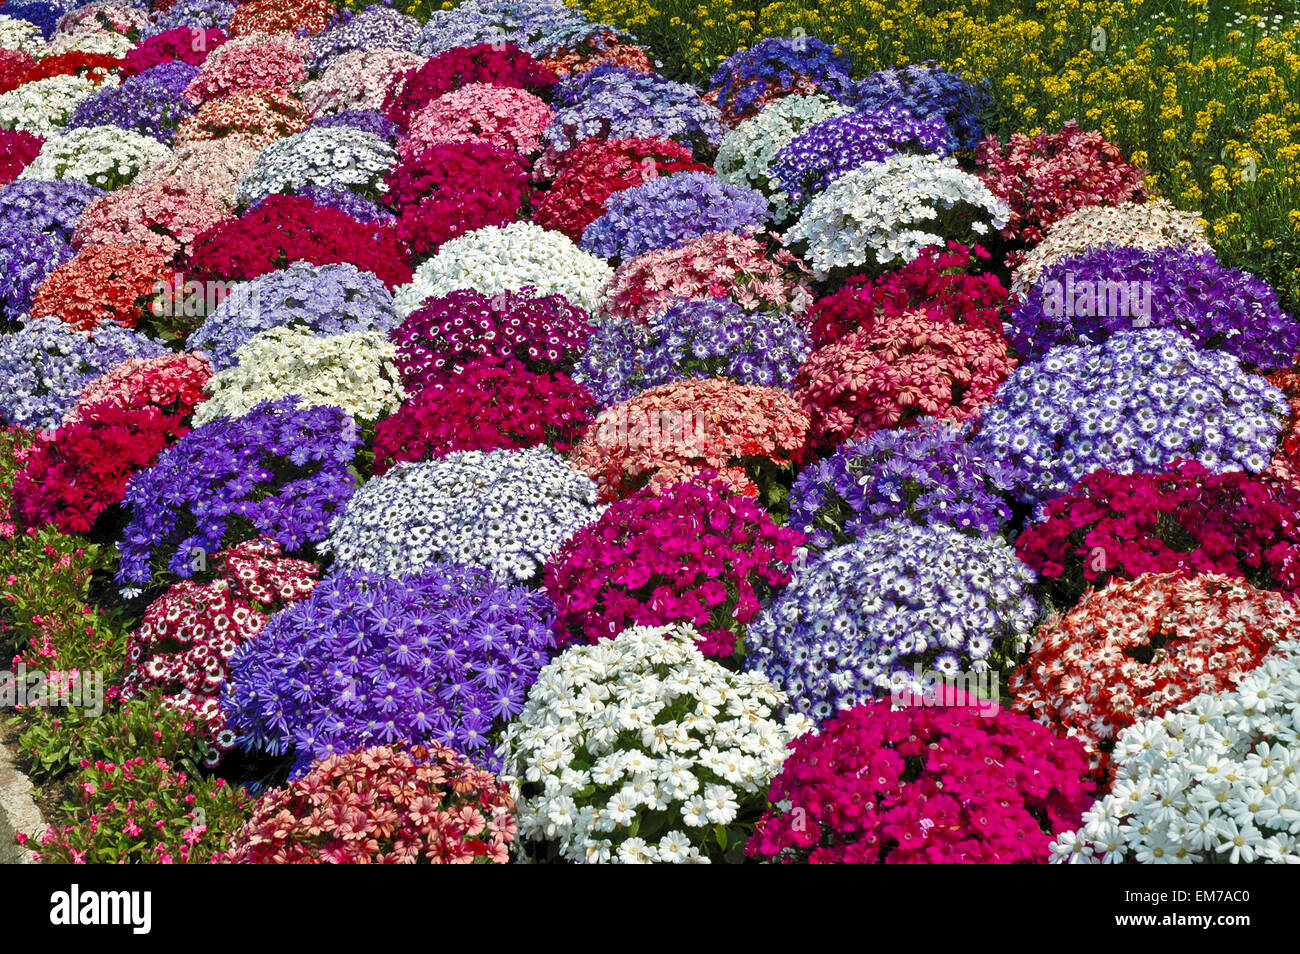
[234,126,397,208]
[715,94,853,223]
[394,221,612,316]
[499,624,809,863]
[0,74,116,138]
[1050,637,1300,864]
[18,124,169,190]
[193,326,405,425]
[0,15,47,55]
[782,153,1010,277]
[325,446,603,582]
[44,31,134,57]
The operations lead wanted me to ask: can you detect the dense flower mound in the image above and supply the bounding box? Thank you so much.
[395,221,611,316]
[233,125,396,209]
[976,121,1147,245]
[182,32,309,103]
[226,0,336,38]
[783,154,1011,278]
[383,140,528,214]
[65,351,212,425]
[373,361,594,474]
[121,27,228,75]
[599,230,812,324]
[30,242,175,332]
[713,94,852,222]
[1009,199,1212,298]
[853,62,992,153]
[324,446,603,583]
[399,83,551,159]
[747,699,1094,864]
[116,397,361,586]
[187,261,398,370]
[218,743,517,864]
[0,74,107,139]
[539,66,725,172]
[18,124,170,190]
[789,420,1024,549]
[1011,573,1298,775]
[391,286,590,394]
[533,136,710,241]
[189,193,412,288]
[500,624,812,864]
[223,564,555,774]
[123,538,319,761]
[12,402,188,533]
[174,87,309,148]
[1050,637,1300,864]
[308,5,420,70]
[972,328,1288,501]
[580,171,768,262]
[0,223,73,322]
[803,242,1008,348]
[705,36,855,125]
[1270,365,1300,480]
[68,62,198,142]
[574,298,809,406]
[745,521,1039,721]
[383,41,555,128]
[192,325,404,426]
[0,128,43,182]
[300,48,426,118]
[1016,461,1300,606]
[142,0,237,38]
[1009,245,1300,370]
[308,108,401,143]
[138,139,263,207]
[537,29,652,78]
[768,105,950,209]
[795,311,1017,453]
[544,477,803,659]
[71,177,234,265]
[0,179,103,242]
[571,377,809,502]
[0,315,166,429]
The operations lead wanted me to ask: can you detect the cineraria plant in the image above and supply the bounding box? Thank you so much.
[217,744,517,864]
[0,74,107,138]
[0,128,43,183]
[971,328,1288,501]
[782,153,1011,278]
[1050,637,1300,864]
[233,125,396,210]
[18,123,170,190]
[543,477,803,659]
[308,5,420,72]
[140,0,236,38]
[324,445,603,583]
[382,140,528,215]
[706,36,856,125]
[574,298,809,406]
[381,41,555,128]
[853,62,993,153]
[0,178,104,242]
[67,63,198,142]
[1008,244,1300,370]
[115,396,361,586]
[570,377,810,505]
[226,0,336,38]
[1015,461,1300,607]
[70,178,234,266]
[0,223,74,323]
[188,261,398,369]
[745,520,1038,721]
[174,87,310,149]
[499,624,813,864]
[30,242,176,332]
[65,351,211,424]
[223,563,555,774]
[748,698,1094,864]
[399,82,551,159]
[123,538,320,762]
[122,27,227,74]
[579,171,770,262]
[1011,572,1296,776]
[182,32,309,103]
[789,419,1024,549]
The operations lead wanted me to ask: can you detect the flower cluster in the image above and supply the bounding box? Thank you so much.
[795,311,1016,452]
[71,178,233,264]
[174,87,308,148]
[223,564,555,773]
[706,36,855,125]
[226,0,336,38]
[400,83,551,158]
[789,420,1023,549]
[65,351,211,424]
[309,5,419,71]
[218,744,517,864]
[68,63,198,142]
[115,397,361,585]
[382,41,554,128]
[1011,573,1296,774]
[18,123,169,189]
[0,73,108,138]
[571,377,809,501]
[746,520,1038,720]
[0,127,43,182]
[972,328,1288,501]
[182,32,308,103]
[748,700,1093,864]
[500,624,811,864]
[324,446,603,582]
[853,62,992,152]
[122,27,227,75]
[30,242,175,331]
[544,478,803,659]
[233,125,396,209]
[0,222,73,322]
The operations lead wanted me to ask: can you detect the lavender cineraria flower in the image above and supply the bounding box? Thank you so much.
[708,36,857,118]
[308,5,421,72]
[115,396,362,586]
[188,261,399,369]
[575,298,809,405]
[0,226,74,325]
[789,419,1025,549]
[0,178,102,240]
[973,328,1289,502]
[68,65,199,143]
[223,563,555,776]
[853,62,992,152]
[745,520,1037,721]
[139,0,235,36]
[579,172,770,260]
[308,108,402,143]
[413,0,595,57]
[1010,244,1300,370]
[768,105,951,206]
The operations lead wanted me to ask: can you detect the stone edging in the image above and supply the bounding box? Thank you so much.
[0,734,43,864]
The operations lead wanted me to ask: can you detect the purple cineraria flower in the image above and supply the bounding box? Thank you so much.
[0,178,104,242]
[308,5,421,71]
[0,225,75,325]
[68,66,199,143]
[708,35,857,118]
[140,0,236,37]
[222,563,555,776]
[853,62,992,152]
